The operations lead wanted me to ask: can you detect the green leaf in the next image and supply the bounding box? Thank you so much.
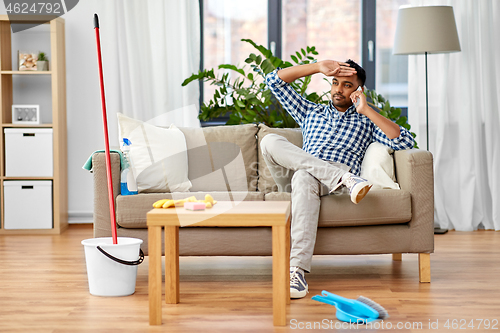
[272,57,283,68]
[255,55,262,65]
[247,73,254,80]
[390,108,401,119]
[236,100,245,108]
[301,48,306,56]
[233,101,240,112]
[396,117,408,126]
[181,73,203,86]
[261,59,274,74]
[291,55,298,63]
[249,53,257,61]
[296,51,303,60]
[241,39,273,59]
[306,92,320,102]
[241,38,258,48]
[236,89,248,98]
[245,58,253,64]
[227,113,241,125]
[243,113,255,122]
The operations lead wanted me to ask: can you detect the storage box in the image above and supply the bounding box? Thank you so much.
[3,180,53,230]
[4,128,53,177]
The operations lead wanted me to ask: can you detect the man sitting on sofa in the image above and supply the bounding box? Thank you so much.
[262,60,415,299]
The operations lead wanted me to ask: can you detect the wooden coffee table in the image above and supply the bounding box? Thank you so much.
[147,201,291,326]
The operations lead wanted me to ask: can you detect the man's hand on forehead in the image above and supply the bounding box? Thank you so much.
[335,62,357,76]
[318,60,357,77]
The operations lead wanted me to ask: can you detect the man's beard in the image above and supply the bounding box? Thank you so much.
[332,94,353,109]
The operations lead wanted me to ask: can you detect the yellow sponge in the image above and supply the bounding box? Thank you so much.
[152,195,217,209]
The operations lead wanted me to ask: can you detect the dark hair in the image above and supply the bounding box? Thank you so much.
[346,59,366,86]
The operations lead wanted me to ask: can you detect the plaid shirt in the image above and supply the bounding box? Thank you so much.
[265,69,415,175]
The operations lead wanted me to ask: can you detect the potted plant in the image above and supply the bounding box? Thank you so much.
[182,39,417,147]
[37,52,49,71]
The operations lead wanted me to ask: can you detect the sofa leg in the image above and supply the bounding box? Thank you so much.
[392,253,402,261]
[418,253,431,283]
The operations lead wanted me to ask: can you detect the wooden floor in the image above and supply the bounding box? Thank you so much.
[1,225,499,332]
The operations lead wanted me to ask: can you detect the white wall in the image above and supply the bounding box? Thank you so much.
[1,1,124,223]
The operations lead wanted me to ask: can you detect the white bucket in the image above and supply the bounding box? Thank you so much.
[81,237,144,297]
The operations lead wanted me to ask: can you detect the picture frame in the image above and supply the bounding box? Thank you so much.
[18,51,38,71]
[12,105,40,124]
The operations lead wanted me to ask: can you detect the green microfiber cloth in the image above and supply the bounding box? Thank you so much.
[82,149,129,172]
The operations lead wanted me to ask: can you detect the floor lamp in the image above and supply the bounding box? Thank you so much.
[393,5,461,234]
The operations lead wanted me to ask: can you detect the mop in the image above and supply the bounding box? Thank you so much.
[94,13,118,244]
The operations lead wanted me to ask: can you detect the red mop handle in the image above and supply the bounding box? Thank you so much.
[94,14,118,244]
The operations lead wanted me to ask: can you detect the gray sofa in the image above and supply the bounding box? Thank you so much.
[93,123,434,282]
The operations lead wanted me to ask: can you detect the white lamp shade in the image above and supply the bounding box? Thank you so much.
[393,6,461,55]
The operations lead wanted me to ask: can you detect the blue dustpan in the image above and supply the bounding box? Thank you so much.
[312,290,380,324]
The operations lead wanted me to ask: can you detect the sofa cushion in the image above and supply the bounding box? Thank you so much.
[257,123,302,193]
[179,124,258,192]
[360,142,399,189]
[117,113,192,193]
[264,189,411,227]
[116,191,264,229]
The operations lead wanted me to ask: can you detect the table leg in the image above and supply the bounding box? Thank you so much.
[272,225,287,326]
[149,225,162,325]
[165,226,180,304]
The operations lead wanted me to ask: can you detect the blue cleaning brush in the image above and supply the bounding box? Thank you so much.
[312,290,389,324]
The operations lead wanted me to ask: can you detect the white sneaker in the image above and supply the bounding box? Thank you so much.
[342,173,372,204]
[290,267,308,299]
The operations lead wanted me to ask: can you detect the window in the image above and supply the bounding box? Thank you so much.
[375,0,411,107]
[202,0,268,105]
[200,0,410,124]
[282,0,361,95]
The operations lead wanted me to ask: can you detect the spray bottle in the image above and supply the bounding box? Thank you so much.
[120,138,138,195]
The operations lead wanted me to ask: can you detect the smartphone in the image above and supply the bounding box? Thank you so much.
[354,86,362,107]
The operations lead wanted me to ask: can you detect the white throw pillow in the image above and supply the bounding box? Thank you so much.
[360,142,400,190]
[117,113,192,193]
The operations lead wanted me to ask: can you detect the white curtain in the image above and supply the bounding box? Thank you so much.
[408,0,500,230]
[98,0,201,127]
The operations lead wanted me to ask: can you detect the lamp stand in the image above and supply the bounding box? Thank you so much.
[425,51,429,151]
[424,51,449,235]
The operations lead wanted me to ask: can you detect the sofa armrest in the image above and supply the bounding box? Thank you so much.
[92,152,121,238]
[394,148,434,252]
